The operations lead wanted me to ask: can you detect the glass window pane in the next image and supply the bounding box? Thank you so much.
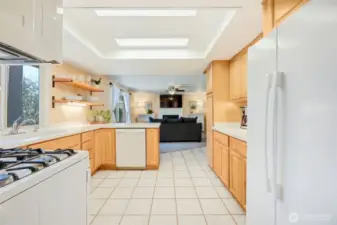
[7,65,40,127]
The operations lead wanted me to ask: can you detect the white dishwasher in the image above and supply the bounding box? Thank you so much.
[116,129,146,168]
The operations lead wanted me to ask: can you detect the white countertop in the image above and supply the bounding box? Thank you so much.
[213,123,247,142]
[0,123,161,149]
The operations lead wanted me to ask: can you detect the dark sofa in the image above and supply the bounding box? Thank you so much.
[150,117,202,142]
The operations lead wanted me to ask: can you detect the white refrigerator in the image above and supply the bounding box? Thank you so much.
[247,0,337,225]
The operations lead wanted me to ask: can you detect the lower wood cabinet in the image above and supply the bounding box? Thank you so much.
[28,134,81,150]
[213,139,222,177]
[81,131,94,172]
[229,150,246,208]
[146,128,159,169]
[220,146,230,187]
[206,130,213,167]
[94,129,116,170]
[212,132,247,211]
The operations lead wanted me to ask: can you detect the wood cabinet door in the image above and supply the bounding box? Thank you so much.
[207,130,213,168]
[146,128,160,168]
[274,0,302,24]
[206,94,213,131]
[229,150,246,206]
[101,129,116,166]
[229,58,241,100]
[220,146,230,187]
[213,139,221,177]
[206,65,213,94]
[94,130,103,170]
[240,51,248,99]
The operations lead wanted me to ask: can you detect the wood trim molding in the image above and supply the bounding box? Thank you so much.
[231,33,263,61]
[274,0,309,27]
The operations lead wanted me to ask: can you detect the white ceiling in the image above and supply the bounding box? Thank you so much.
[110,74,206,93]
[62,0,262,92]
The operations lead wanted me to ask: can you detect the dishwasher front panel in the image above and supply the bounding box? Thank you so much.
[116,129,146,168]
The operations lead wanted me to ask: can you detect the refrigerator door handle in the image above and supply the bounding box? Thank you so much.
[264,73,273,193]
[270,72,284,201]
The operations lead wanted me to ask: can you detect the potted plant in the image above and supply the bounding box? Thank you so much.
[91,78,102,88]
[90,110,112,123]
[146,109,153,115]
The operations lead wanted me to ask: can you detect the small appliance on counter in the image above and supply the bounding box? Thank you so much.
[240,107,247,129]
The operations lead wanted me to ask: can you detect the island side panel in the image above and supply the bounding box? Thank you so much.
[146,128,160,169]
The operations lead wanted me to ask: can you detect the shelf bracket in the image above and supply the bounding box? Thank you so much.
[52,96,55,108]
[52,75,55,88]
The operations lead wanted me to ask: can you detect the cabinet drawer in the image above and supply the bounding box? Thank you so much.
[230,138,247,157]
[58,134,81,149]
[214,131,229,147]
[82,131,94,143]
[82,140,93,150]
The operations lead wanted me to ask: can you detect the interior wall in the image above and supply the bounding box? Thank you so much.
[130,92,160,122]
[48,63,112,125]
[182,92,206,116]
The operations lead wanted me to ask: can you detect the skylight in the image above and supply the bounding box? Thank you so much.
[115,38,189,47]
[95,9,197,17]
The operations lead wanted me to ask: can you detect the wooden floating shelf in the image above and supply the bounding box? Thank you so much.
[52,97,104,109]
[52,76,104,93]
[88,122,108,125]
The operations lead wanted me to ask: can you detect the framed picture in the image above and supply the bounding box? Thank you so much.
[145,101,152,111]
[189,101,197,110]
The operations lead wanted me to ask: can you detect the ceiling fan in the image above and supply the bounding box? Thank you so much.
[163,84,192,95]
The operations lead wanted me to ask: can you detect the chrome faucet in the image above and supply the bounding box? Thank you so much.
[8,116,36,135]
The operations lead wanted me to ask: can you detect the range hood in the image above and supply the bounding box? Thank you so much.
[0,42,57,64]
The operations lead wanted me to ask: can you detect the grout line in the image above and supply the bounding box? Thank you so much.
[172,155,179,225]
[147,167,159,225]
[181,149,208,225]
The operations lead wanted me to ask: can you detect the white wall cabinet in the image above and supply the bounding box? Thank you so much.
[0,0,63,62]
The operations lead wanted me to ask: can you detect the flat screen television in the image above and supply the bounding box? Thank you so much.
[160,95,182,108]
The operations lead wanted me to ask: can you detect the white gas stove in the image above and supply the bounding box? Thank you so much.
[0,148,89,225]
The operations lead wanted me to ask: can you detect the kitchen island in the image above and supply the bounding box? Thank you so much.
[0,123,161,174]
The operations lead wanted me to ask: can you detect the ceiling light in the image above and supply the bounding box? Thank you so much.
[95,9,197,17]
[115,38,189,47]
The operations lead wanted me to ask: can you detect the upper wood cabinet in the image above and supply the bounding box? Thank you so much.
[274,0,304,24]
[146,128,160,169]
[230,51,248,101]
[206,65,213,94]
[262,0,308,35]
[240,52,248,99]
[229,58,241,101]
[206,94,214,131]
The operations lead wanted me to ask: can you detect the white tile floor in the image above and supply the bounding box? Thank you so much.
[89,147,246,225]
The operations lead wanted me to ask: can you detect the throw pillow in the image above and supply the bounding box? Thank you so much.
[149,117,164,123]
[166,118,183,123]
[182,117,197,123]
